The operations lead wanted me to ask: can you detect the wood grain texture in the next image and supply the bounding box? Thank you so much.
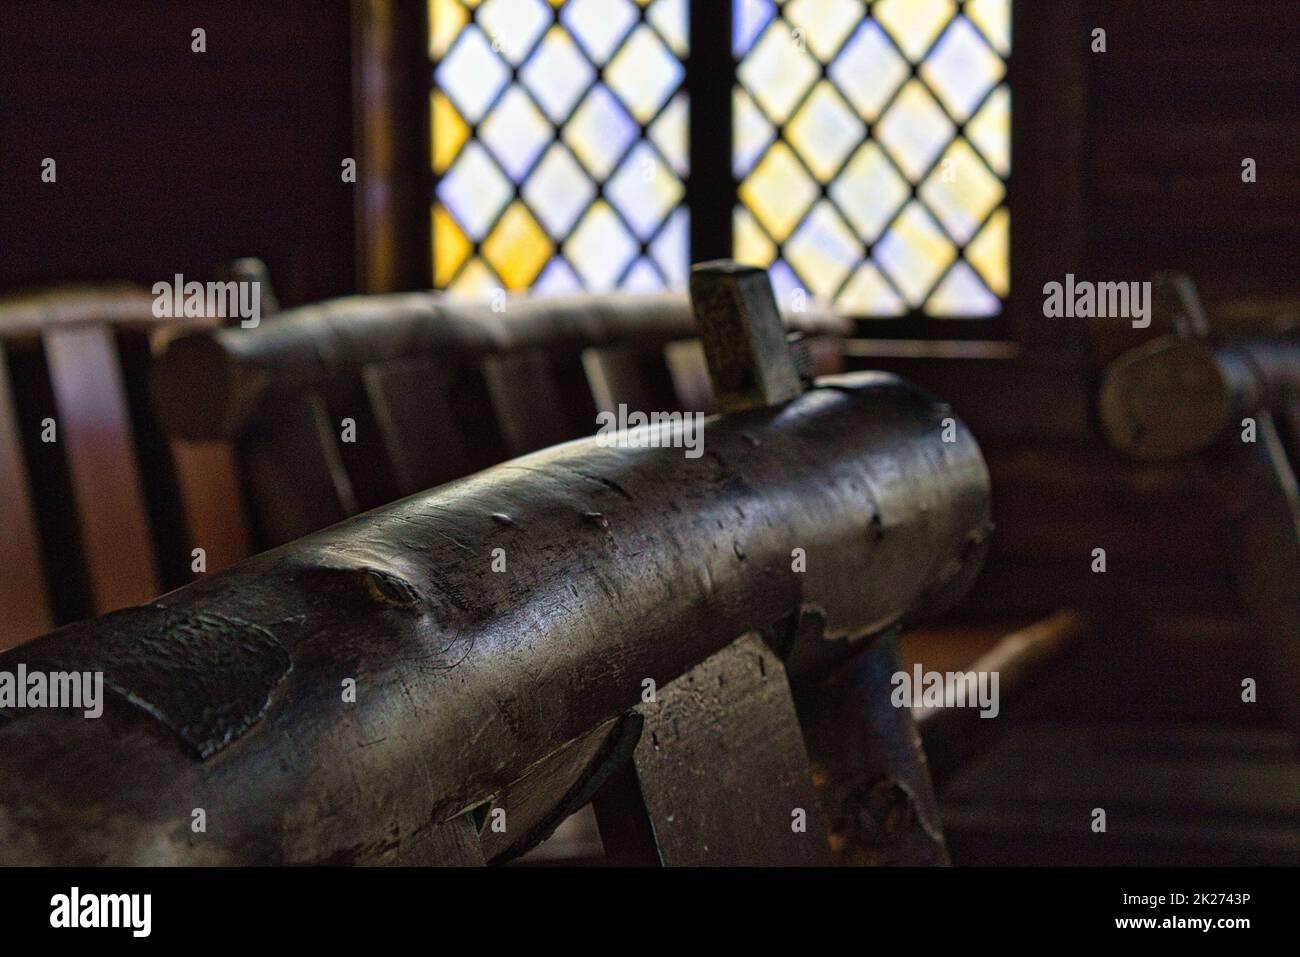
[0,343,54,647]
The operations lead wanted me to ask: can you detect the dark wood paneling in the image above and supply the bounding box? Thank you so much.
[1085,0,1300,310]
[0,1,356,306]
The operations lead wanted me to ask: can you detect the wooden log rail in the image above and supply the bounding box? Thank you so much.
[150,290,849,554]
[1100,333,1300,461]
[1100,289,1300,729]
[152,291,847,441]
[0,370,989,865]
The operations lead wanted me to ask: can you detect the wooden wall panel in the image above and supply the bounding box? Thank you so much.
[0,2,356,305]
[1085,0,1300,311]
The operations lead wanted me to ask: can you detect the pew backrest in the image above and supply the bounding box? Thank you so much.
[0,286,248,650]
[152,291,848,550]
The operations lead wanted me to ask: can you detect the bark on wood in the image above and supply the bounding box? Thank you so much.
[0,372,988,865]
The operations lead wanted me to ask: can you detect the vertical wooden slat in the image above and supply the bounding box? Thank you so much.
[2,339,93,624]
[170,440,253,577]
[240,391,356,548]
[582,344,681,415]
[482,350,598,457]
[43,325,160,614]
[663,339,718,414]
[327,374,402,512]
[0,343,54,648]
[361,355,507,496]
[113,329,193,590]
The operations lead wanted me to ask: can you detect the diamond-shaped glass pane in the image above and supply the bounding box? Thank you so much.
[564,201,640,291]
[828,20,909,121]
[522,143,595,237]
[438,141,512,241]
[828,142,909,241]
[436,26,511,124]
[561,0,638,65]
[739,19,820,122]
[785,0,863,61]
[476,0,552,65]
[606,24,683,123]
[607,142,685,241]
[482,201,553,289]
[920,15,1005,122]
[875,202,957,307]
[735,0,1011,317]
[785,201,864,299]
[786,81,865,181]
[739,141,818,243]
[564,85,639,179]
[520,27,596,124]
[432,2,688,297]
[478,86,552,181]
[875,0,957,60]
[875,80,955,182]
[919,138,1004,244]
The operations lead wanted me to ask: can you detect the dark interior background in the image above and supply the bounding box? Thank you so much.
[0,1,356,308]
[2,0,1298,866]
[2,1,1298,314]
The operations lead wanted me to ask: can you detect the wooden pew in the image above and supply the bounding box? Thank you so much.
[152,290,848,550]
[0,267,988,864]
[1100,275,1300,729]
[0,286,246,651]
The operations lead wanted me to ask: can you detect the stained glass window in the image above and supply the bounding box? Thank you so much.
[734,0,1011,317]
[430,0,690,298]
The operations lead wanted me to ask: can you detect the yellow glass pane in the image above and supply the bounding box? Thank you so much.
[875,79,955,182]
[431,92,469,174]
[875,202,956,306]
[482,201,553,289]
[965,207,1009,297]
[966,0,1011,55]
[429,0,468,59]
[786,81,864,182]
[784,0,862,61]
[734,207,777,267]
[919,138,1004,244]
[739,142,818,243]
[838,262,905,315]
[449,256,498,299]
[925,261,999,316]
[785,201,863,299]
[433,203,472,286]
[966,84,1010,177]
[874,0,957,60]
[738,19,820,123]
